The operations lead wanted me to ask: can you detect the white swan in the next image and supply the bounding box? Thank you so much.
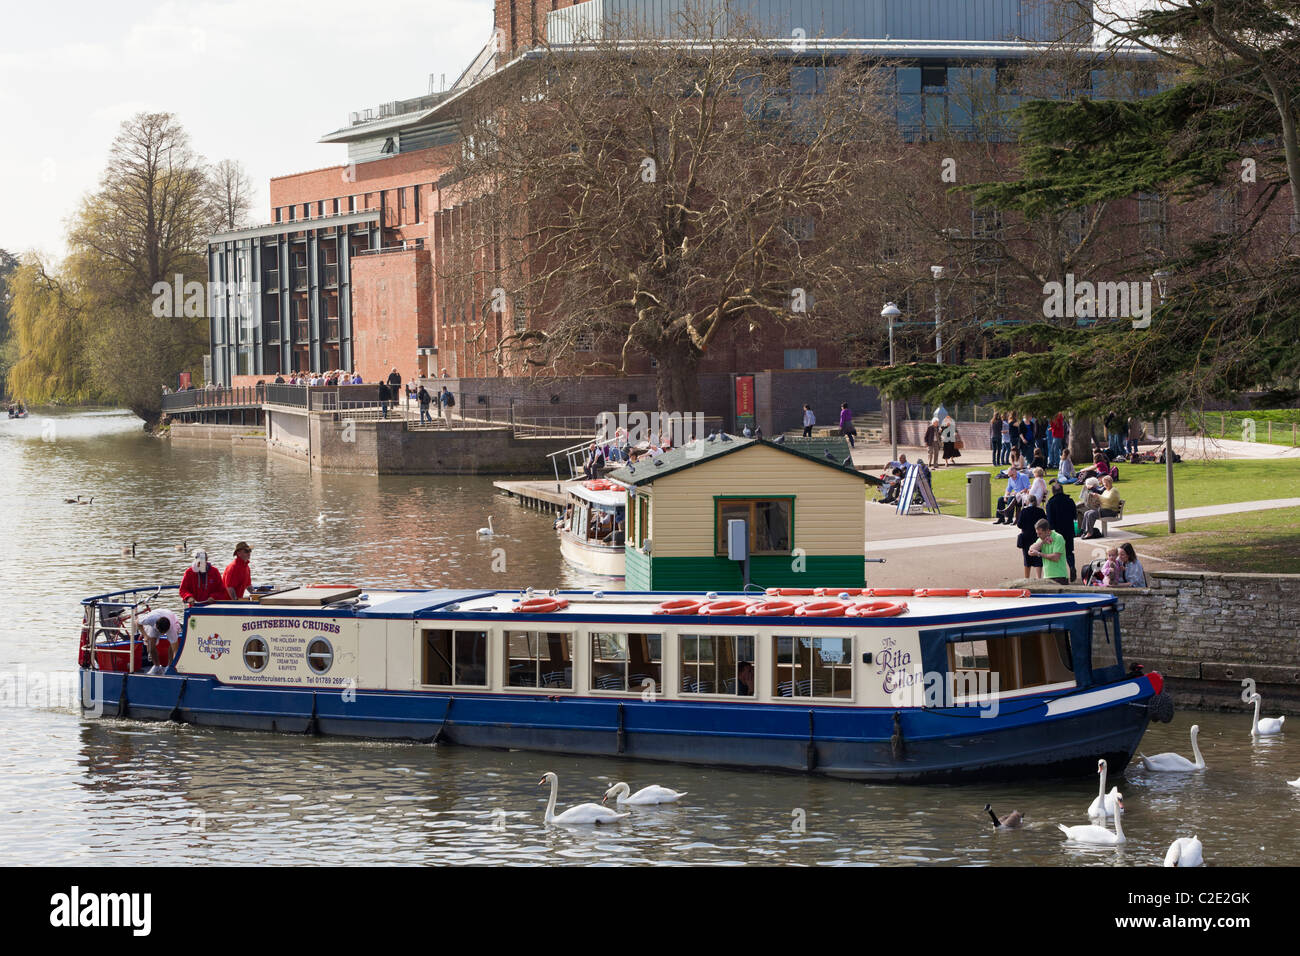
[1248,693,1285,737]
[1139,724,1206,772]
[603,781,687,805]
[539,772,628,825]
[1287,775,1300,789]
[477,516,495,536]
[1087,759,1122,819]
[1164,835,1203,867]
[1059,793,1126,845]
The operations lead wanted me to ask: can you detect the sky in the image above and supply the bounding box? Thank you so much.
[0,0,494,262]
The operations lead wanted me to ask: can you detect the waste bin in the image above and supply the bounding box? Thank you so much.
[966,471,992,519]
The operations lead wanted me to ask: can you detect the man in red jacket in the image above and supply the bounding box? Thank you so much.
[180,550,226,606]
[223,542,253,599]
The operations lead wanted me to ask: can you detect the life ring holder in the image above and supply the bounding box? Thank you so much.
[654,598,705,615]
[913,588,972,598]
[847,601,908,618]
[745,600,800,616]
[514,597,570,613]
[865,588,915,597]
[764,587,817,596]
[968,588,1032,598]
[699,599,752,616]
[794,600,851,618]
[814,587,866,597]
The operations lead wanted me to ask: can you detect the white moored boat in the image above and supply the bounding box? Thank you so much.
[556,480,626,577]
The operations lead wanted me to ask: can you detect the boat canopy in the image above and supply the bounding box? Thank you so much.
[568,485,627,507]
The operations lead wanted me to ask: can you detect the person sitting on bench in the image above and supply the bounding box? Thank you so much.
[994,466,1030,525]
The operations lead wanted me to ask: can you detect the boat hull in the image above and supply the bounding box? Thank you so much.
[82,670,1155,783]
[558,532,625,577]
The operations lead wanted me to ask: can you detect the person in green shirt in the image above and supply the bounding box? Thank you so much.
[1029,518,1069,582]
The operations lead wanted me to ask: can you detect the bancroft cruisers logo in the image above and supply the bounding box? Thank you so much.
[196,633,231,660]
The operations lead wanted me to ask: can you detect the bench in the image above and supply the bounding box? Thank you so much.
[1100,499,1126,536]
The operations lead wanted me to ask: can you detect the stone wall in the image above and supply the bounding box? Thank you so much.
[169,422,263,443]
[1025,572,1300,715]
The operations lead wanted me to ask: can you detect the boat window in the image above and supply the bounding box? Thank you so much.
[587,506,618,544]
[1091,612,1119,671]
[773,636,853,699]
[306,638,333,675]
[680,634,754,695]
[421,629,488,687]
[243,637,269,673]
[714,498,793,555]
[945,627,1073,696]
[505,631,573,689]
[590,632,662,693]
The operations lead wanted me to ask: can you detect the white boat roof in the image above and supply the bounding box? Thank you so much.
[222,587,1116,623]
[566,484,627,506]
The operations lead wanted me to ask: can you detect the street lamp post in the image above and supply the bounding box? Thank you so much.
[1152,270,1175,534]
[931,265,944,365]
[880,302,901,461]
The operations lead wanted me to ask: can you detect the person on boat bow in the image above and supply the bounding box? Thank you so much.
[137,608,181,675]
[180,550,226,606]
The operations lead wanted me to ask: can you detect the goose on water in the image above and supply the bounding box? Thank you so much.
[1248,693,1285,737]
[539,772,628,825]
[1139,724,1206,772]
[983,803,1023,829]
[602,781,687,805]
[1164,835,1203,867]
[1087,759,1123,820]
[1059,793,1126,845]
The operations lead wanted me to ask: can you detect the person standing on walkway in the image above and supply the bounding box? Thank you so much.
[1049,412,1065,468]
[988,413,1002,466]
[802,404,815,437]
[940,415,962,466]
[1028,518,1069,584]
[838,403,856,448]
[378,380,391,419]
[925,417,942,468]
[1045,480,1077,582]
[417,385,434,424]
[387,367,402,411]
[440,385,454,422]
[1015,495,1047,579]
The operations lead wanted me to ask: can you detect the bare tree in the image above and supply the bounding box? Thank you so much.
[440,4,894,409]
[209,158,254,232]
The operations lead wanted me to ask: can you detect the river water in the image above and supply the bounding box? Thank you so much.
[2,409,1296,866]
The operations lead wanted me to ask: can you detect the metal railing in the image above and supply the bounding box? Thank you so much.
[322,263,338,286]
[293,266,308,291]
[162,385,266,413]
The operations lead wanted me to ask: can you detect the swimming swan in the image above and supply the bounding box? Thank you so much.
[1087,759,1122,819]
[540,772,629,825]
[1139,724,1206,772]
[1287,775,1299,789]
[1248,694,1284,737]
[1059,793,1126,845]
[602,782,687,805]
[477,516,495,536]
[1164,835,1203,867]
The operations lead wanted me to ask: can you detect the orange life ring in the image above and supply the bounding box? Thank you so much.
[913,588,972,597]
[515,597,570,613]
[584,479,613,490]
[847,600,909,618]
[655,598,705,615]
[968,588,1032,598]
[814,587,866,596]
[699,599,751,616]
[745,600,800,616]
[865,588,915,597]
[765,587,817,596]
[795,600,850,617]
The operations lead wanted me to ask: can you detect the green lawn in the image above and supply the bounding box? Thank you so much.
[1189,408,1300,447]
[917,458,1300,518]
[1126,506,1300,574]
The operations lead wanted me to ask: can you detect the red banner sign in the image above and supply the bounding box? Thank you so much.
[735,375,755,419]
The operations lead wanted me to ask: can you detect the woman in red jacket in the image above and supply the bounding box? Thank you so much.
[180,550,227,606]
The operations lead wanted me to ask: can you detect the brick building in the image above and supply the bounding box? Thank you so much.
[211,1,1191,394]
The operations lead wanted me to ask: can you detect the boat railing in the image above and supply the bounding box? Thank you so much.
[80,585,177,672]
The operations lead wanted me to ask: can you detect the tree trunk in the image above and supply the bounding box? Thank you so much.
[1069,414,1096,462]
[653,341,702,416]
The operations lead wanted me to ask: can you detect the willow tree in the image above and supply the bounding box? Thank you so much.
[440,5,892,410]
[66,112,216,423]
[5,256,98,404]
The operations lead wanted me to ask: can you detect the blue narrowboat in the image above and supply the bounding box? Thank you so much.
[76,584,1172,783]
